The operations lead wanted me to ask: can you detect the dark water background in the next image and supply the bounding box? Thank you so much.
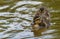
[0,0,60,39]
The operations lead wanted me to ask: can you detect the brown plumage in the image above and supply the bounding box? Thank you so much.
[31,7,50,31]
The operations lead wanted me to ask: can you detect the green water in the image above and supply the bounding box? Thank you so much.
[0,0,60,39]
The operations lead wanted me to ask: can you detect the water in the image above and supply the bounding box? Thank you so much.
[0,0,60,39]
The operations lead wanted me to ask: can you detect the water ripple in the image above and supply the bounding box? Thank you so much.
[0,0,59,39]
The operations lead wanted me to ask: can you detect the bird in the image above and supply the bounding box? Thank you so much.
[31,7,50,31]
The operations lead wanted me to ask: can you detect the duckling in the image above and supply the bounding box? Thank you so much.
[32,7,50,30]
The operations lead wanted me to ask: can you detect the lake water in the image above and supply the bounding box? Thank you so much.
[0,0,60,39]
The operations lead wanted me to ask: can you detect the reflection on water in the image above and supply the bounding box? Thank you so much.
[0,0,60,39]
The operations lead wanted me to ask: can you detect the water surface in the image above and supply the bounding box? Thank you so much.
[0,0,60,39]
